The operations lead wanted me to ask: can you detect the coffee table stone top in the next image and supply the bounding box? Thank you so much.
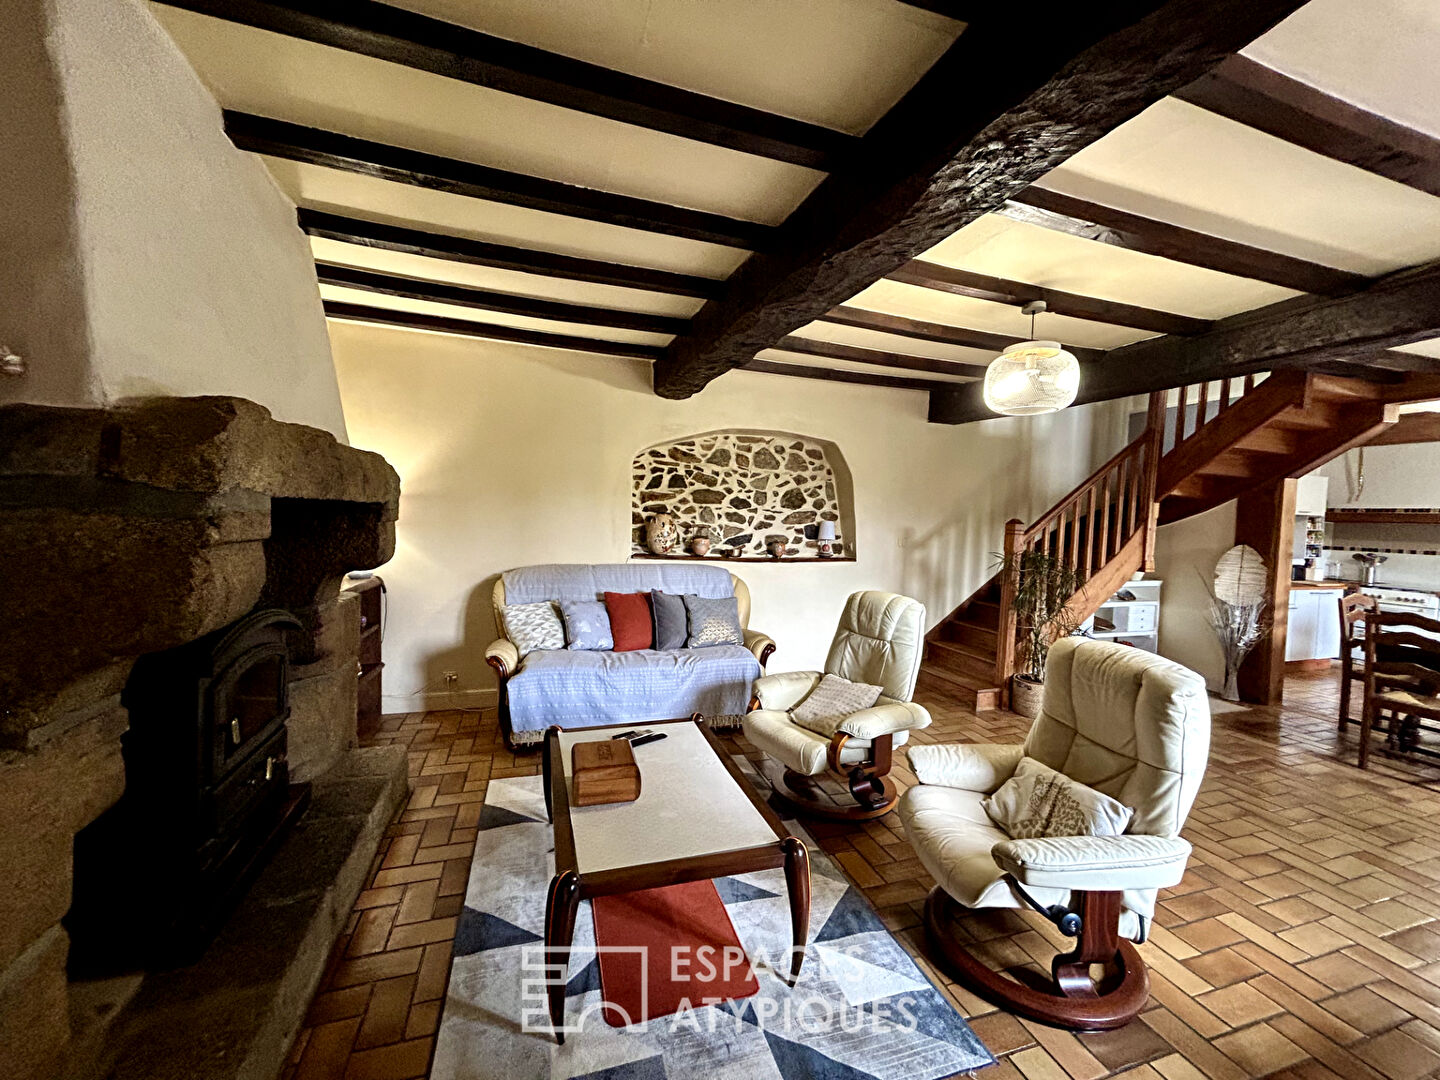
[557,722,782,874]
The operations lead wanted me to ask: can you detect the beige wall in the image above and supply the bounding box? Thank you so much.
[329,321,1130,711]
[0,0,347,439]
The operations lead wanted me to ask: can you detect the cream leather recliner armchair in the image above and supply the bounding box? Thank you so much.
[902,637,1208,1030]
[744,591,931,819]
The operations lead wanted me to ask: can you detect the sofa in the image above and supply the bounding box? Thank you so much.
[484,564,776,747]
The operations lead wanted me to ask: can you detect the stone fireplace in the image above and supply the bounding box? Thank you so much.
[0,396,405,1080]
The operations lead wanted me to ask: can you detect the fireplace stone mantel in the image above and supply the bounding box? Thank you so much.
[0,396,404,1080]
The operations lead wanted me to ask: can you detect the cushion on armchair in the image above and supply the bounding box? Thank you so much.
[788,673,884,737]
[982,757,1133,839]
[501,601,565,658]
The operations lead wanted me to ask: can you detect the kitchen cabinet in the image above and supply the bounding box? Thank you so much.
[1295,474,1330,518]
[1286,588,1343,661]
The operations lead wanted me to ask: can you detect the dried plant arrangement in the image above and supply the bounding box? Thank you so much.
[1208,544,1270,701]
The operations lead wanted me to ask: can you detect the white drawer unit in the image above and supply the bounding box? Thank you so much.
[1082,578,1162,654]
[1285,588,1344,662]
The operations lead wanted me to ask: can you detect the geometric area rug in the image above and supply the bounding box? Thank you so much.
[430,769,995,1080]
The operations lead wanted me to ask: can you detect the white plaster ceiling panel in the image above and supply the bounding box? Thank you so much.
[920,215,1298,320]
[1394,339,1440,359]
[308,238,705,318]
[1039,97,1440,278]
[789,322,999,366]
[1244,0,1440,140]
[260,159,750,278]
[317,284,675,347]
[387,0,962,134]
[153,7,818,224]
[845,280,1155,350]
[754,348,975,384]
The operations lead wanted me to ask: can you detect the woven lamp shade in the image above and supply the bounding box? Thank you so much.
[983,340,1081,416]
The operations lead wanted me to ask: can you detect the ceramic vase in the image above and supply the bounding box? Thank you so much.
[766,539,786,559]
[690,535,712,557]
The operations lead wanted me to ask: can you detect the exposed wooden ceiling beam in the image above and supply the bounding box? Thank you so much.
[224,111,770,249]
[157,0,854,170]
[928,260,1440,423]
[1173,54,1440,198]
[315,262,688,335]
[298,209,725,299]
[650,0,1308,399]
[743,359,950,392]
[818,305,1105,363]
[1002,186,1367,296]
[888,260,1211,336]
[321,299,665,359]
[769,335,987,378]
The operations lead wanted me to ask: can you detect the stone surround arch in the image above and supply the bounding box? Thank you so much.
[631,429,856,559]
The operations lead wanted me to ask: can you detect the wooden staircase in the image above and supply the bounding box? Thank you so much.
[918,370,1402,709]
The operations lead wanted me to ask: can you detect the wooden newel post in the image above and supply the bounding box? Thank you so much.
[996,518,1026,705]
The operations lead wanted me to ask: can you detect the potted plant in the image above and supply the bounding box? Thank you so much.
[998,548,1086,718]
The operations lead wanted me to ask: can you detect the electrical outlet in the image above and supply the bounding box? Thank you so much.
[442,671,458,688]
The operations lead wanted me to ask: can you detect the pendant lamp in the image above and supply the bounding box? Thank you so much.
[983,301,1080,416]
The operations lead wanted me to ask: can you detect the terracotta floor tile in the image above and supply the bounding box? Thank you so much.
[1198,981,1283,1026]
[1325,987,1416,1034]
[1354,1028,1440,1080]
[354,975,417,1051]
[1172,918,1246,953]
[1183,948,1264,989]
[342,1037,434,1080]
[1213,1022,1307,1076]
[294,1016,362,1080]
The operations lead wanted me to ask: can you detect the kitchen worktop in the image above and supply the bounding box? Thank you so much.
[1289,580,1354,590]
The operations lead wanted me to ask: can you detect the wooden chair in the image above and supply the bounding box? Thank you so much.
[1358,611,1440,769]
[1338,593,1377,730]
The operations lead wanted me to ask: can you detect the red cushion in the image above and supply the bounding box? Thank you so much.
[604,592,653,652]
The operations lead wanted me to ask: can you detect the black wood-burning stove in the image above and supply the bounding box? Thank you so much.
[68,609,312,972]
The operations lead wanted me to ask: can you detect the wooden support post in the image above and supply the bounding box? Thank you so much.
[996,518,1026,703]
[1235,477,1297,705]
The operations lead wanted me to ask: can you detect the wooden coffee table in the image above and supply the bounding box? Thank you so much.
[541,718,810,1043]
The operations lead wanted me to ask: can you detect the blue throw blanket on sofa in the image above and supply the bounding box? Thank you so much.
[506,645,761,739]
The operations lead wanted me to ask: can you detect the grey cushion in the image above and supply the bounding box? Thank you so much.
[788,673,883,737]
[683,594,743,649]
[559,600,613,651]
[650,590,688,651]
[501,601,565,659]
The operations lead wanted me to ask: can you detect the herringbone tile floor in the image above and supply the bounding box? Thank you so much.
[282,665,1440,1080]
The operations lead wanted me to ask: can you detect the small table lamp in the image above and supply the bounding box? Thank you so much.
[817,520,837,558]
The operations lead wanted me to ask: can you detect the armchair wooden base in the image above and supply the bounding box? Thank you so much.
[753,742,899,821]
[923,888,1150,1031]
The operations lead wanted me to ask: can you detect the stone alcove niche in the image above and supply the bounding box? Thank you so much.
[631,430,856,560]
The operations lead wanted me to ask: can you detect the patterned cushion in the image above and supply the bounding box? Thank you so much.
[682,594,743,649]
[559,600,613,651]
[501,601,565,659]
[650,590,688,651]
[982,757,1133,839]
[788,673,883,737]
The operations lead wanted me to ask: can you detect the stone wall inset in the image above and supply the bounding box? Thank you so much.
[631,431,851,558]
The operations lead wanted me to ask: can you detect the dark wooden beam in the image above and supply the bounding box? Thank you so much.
[819,305,1105,363]
[1002,186,1367,296]
[1340,350,1440,374]
[225,111,770,249]
[770,335,987,378]
[651,0,1308,398]
[315,262,687,335]
[298,209,724,299]
[157,0,853,170]
[1174,53,1440,198]
[928,260,1440,423]
[743,360,949,392]
[321,299,665,359]
[889,260,1211,336]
